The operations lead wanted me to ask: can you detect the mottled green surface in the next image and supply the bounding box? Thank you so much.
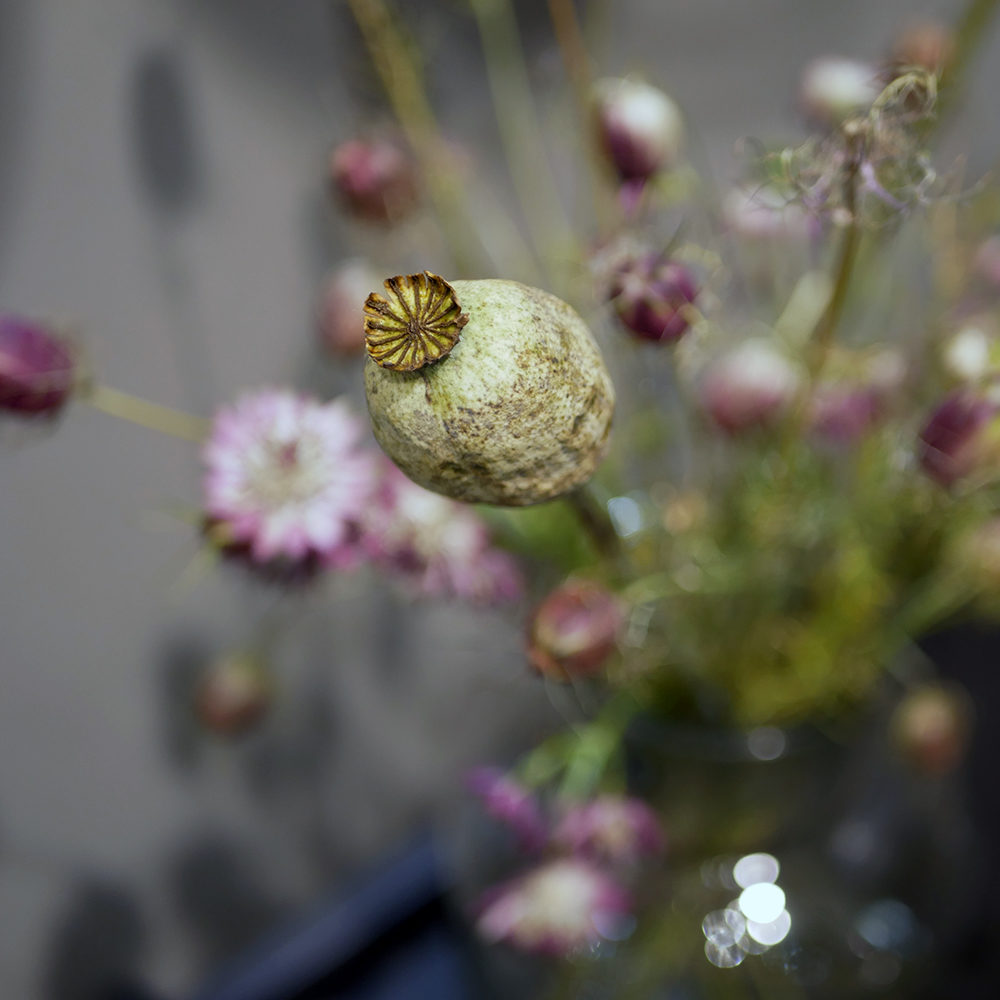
[365,279,615,505]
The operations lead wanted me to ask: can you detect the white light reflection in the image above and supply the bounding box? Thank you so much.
[738,883,786,924]
[701,853,791,969]
[746,908,792,946]
[607,496,643,538]
[747,726,786,760]
[733,852,779,888]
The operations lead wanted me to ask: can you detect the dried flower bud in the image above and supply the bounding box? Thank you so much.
[799,57,881,127]
[609,254,698,343]
[329,137,418,224]
[809,349,904,444]
[973,236,1000,290]
[316,260,379,357]
[0,315,76,416]
[917,387,1000,487]
[553,795,664,865]
[592,77,683,183]
[527,579,624,681]
[195,652,272,736]
[721,185,815,243]
[700,341,801,434]
[891,21,955,75]
[365,277,615,506]
[890,683,972,776]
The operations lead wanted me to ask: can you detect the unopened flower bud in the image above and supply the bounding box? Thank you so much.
[364,274,614,506]
[918,387,1000,487]
[891,21,955,74]
[0,315,76,416]
[329,137,418,224]
[890,683,972,776]
[527,579,624,681]
[700,340,801,434]
[973,237,1000,290]
[316,260,379,357]
[195,652,272,736]
[799,57,881,126]
[609,254,698,343]
[592,78,683,183]
[809,349,904,443]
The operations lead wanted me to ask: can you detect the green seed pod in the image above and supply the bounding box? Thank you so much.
[364,275,615,506]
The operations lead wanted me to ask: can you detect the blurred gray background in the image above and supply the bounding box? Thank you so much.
[0,1,994,997]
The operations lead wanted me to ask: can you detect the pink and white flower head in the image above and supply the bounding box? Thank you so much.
[476,858,632,955]
[363,461,522,605]
[202,388,377,571]
[316,260,378,357]
[700,340,802,434]
[554,795,665,867]
[466,767,547,852]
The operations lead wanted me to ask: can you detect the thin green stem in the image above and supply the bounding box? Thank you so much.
[84,383,209,442]
[565,485,629,576]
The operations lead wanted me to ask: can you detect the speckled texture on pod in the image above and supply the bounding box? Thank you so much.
[364,279,615,506]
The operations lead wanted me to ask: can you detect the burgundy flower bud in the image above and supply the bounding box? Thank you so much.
[316,260,378,357]
[592,78,683,184]
[0,315,76,416]
[799,57,881,127]
[809,349,904,444]
[527,580,624,682]
[890,683,972,776]
[700,341,801,434]
[609,254,698,343]
[329,138,418,223]
[195,652,272,736]
[917,388,1000,487]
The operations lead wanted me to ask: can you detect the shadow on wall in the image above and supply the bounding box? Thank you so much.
[40,880,148,1000]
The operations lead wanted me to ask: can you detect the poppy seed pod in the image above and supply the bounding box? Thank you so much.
[364,274,615,506]
[527,579,624,681]
[592,78,683,183]
[0,315,76,416]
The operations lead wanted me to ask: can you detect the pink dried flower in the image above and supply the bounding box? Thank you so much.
[329,137,418,224]
[527,579,624,682]
[202,388,377,569]
[476,859,632,955]
[700,341,801,434]
[363,461,522,604]
[609,253,698,343]
[592,77,683,184]
[316,260,378,357]
[466,767,546,852]
[917,388,1000,487]
[554,795,665,866]
[0,315,76,416]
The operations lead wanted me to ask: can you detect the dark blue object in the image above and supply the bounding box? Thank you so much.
[191,836,488,1000]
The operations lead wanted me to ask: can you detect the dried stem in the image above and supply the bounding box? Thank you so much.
[565,485,629,576]
[84,384,209,442]
[467,0,576,285]
[344,0,483,272]
[940,0,1000,111]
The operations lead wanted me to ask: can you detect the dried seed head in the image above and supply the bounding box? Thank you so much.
[364,271,469,371]
[364,278,615,506]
